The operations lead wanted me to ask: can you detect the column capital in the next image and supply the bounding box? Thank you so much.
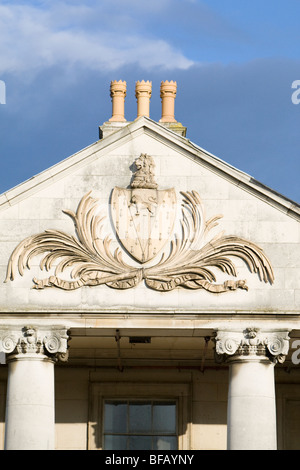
[214,328,290,364]
[0,325,69,363]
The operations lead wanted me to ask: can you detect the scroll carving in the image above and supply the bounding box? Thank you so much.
[5,154,275,293]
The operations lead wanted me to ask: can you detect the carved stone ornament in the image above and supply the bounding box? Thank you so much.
[5,153,274,293]
[0,326,69,361]
[214,328,290,363]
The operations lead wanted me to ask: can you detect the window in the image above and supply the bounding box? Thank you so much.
[88,382,190,450]
[103,400,177,450]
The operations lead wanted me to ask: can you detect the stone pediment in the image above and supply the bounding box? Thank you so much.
[0,117,299,314]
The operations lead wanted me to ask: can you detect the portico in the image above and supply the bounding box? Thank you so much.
[0,318,297,450]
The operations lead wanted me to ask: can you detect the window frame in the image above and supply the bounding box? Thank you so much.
[88,382,191,450]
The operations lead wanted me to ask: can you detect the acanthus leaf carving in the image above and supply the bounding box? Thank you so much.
[4,155,275,294]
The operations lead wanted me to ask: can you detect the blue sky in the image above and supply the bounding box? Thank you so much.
[0,0,300,202]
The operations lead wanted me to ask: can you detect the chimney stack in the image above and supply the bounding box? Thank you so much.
[158,80,186,136]
[135,80,152,118]
[159,80,177,123]
[100,79,186,139]
[109,80,127,122]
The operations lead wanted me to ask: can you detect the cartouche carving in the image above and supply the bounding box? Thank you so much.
[5,154,274,293]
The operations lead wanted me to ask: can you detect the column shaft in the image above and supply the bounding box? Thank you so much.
[5,356,55,450]
[227,357,276,450]
[0,325,69,450]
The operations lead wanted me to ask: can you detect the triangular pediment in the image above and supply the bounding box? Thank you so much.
[0,116,299,314]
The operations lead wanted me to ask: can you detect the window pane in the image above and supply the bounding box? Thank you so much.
[129,436,152,450]
[154,436,177,450]
[153,402,176,432]
[104,401,127,433]
[129,402,151,432]
[104,435,128,450]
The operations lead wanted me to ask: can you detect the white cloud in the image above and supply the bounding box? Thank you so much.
[0,2,194,77]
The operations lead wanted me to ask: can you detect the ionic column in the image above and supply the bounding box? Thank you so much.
[109,80,127,122]
[135,80,152,118]
[159,80,177,123]
[215,328,290,450]
[1,325,69,450]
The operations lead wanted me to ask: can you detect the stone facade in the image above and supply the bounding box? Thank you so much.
[0,81,299,450]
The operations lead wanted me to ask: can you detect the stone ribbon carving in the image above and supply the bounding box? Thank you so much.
[214,328,290,363]
[0,326,69,362]
[5,154,274,293]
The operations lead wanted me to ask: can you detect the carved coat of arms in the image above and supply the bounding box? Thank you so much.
[5,153,274,293]
[111,155,176,264]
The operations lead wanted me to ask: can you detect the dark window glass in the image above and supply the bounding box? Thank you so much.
[103,399,177,450]
[104,401,127,433]
[153,401,176,433]
[129,402,152,432]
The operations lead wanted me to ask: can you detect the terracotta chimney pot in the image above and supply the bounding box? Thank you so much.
[109,80,127,122]
[159,80,177,123]
[135,80,152,118]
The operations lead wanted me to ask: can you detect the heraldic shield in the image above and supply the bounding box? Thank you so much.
[111,186,177,264]
[111,153,177,264]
